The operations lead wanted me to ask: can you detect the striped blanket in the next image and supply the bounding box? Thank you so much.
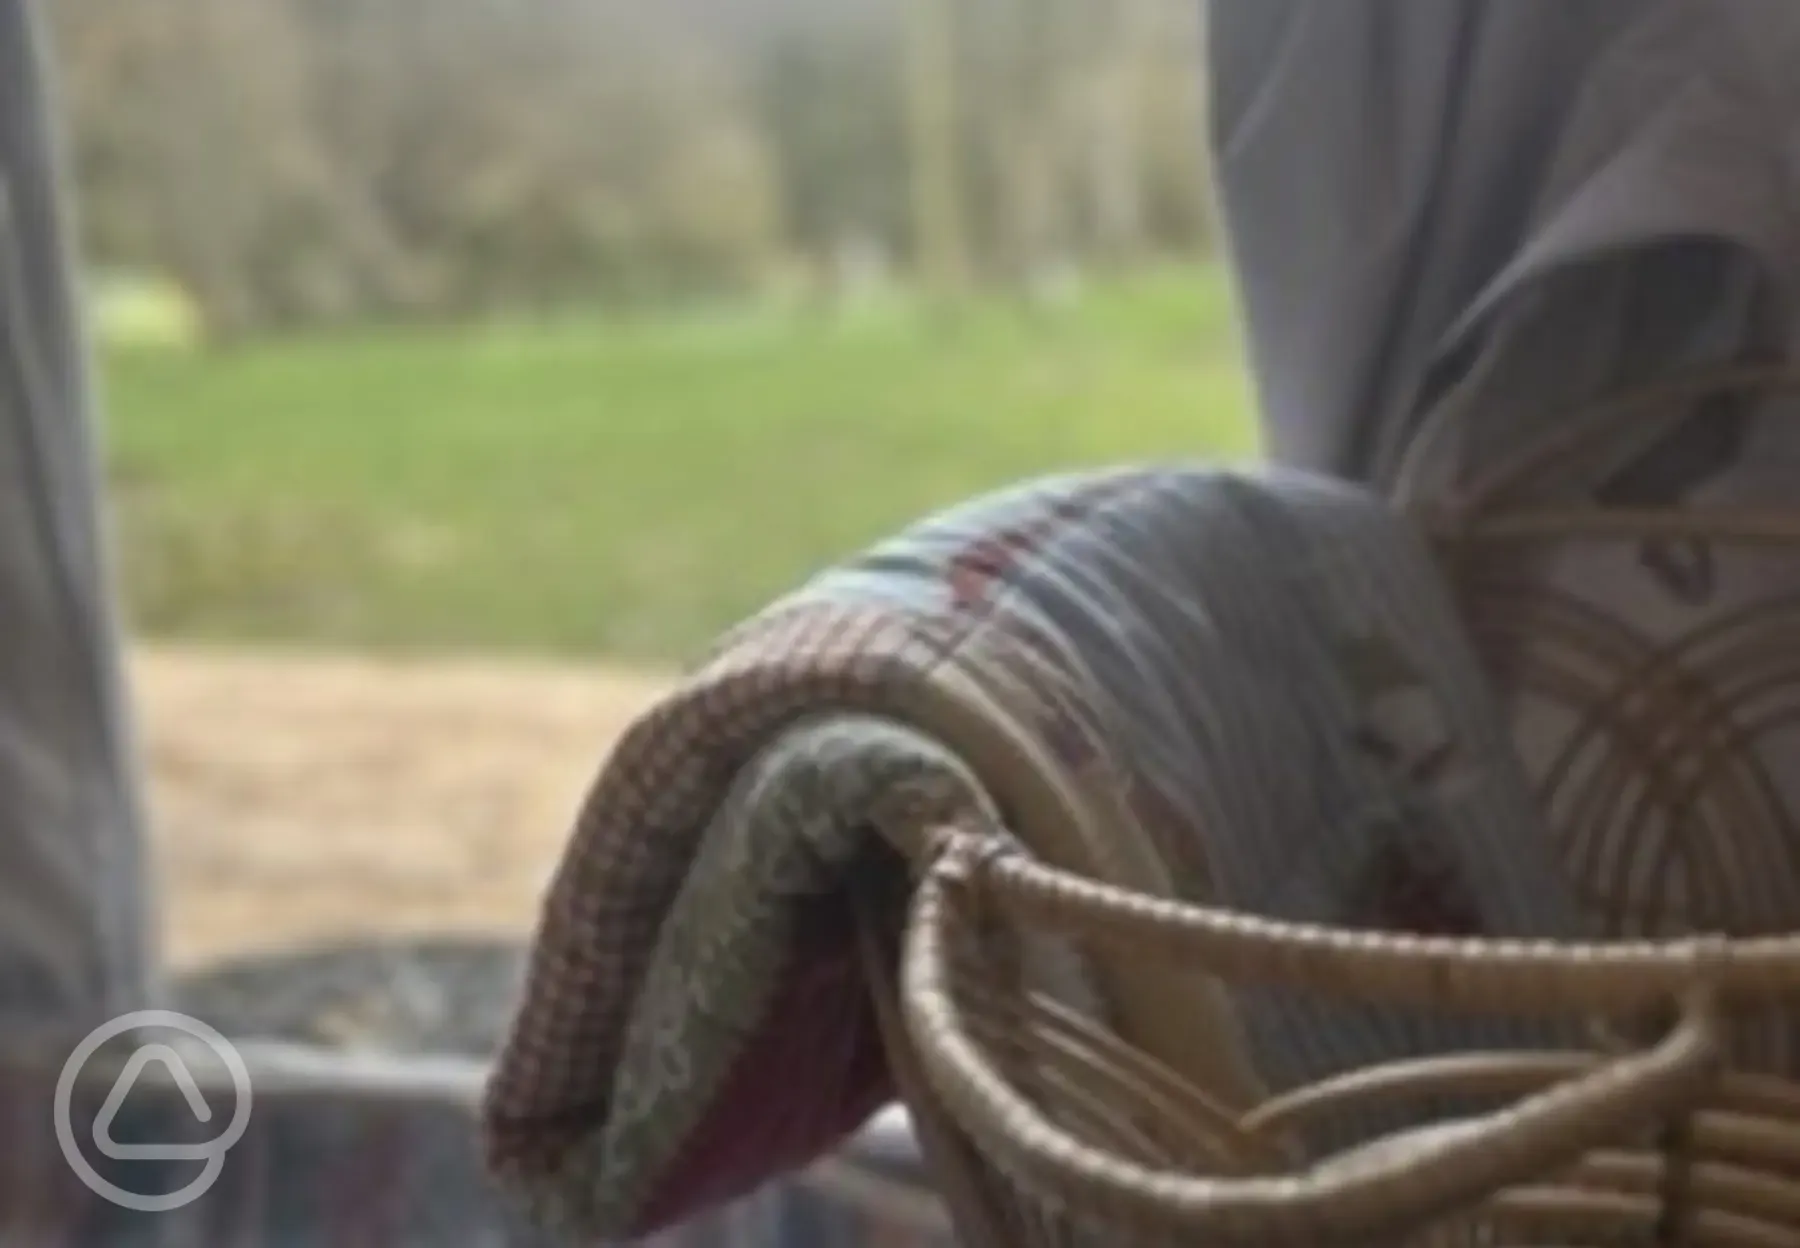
[483,465,1585,1241]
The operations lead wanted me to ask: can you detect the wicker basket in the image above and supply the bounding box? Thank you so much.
[858,367,1800,1246]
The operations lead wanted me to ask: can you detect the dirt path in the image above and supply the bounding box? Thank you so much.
[131,646,673,969]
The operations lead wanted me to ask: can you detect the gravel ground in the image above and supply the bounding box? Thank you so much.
[133,645,669,1051]
[134,645,670,971]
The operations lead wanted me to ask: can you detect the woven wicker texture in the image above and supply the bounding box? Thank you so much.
[863,368,1800,1246]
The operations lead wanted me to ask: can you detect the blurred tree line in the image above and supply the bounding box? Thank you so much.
[49,0,1214,339]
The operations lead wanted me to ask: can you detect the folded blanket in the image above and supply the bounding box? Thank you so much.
[483,465,1585,1241]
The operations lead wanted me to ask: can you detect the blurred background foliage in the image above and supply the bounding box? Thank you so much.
[52,0,1216,338]
[48,0,1253,661]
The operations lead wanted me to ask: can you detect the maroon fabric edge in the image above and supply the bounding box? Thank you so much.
[630,942,893,1235]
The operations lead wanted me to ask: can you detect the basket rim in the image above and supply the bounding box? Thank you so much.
[895,834,1745,1243]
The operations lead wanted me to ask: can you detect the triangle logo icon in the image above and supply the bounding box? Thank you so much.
[93,1043,218,1161]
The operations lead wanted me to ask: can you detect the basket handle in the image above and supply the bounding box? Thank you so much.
[900,845,1726,1245]
[952,839,1800,1014]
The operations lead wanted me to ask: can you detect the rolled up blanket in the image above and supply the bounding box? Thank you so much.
[483,465,1584,1241]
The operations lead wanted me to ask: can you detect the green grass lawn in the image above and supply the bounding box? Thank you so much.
[104,264,1259,662]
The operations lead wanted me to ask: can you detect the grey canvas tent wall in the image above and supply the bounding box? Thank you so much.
[13,0,1799,1051]
[1209,0,1800,952]
[9,0,1800,1244]
[1211,0,1799,488]
[0,0,153,1026]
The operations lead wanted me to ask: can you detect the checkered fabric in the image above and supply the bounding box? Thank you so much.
[482,466,1582,1241]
